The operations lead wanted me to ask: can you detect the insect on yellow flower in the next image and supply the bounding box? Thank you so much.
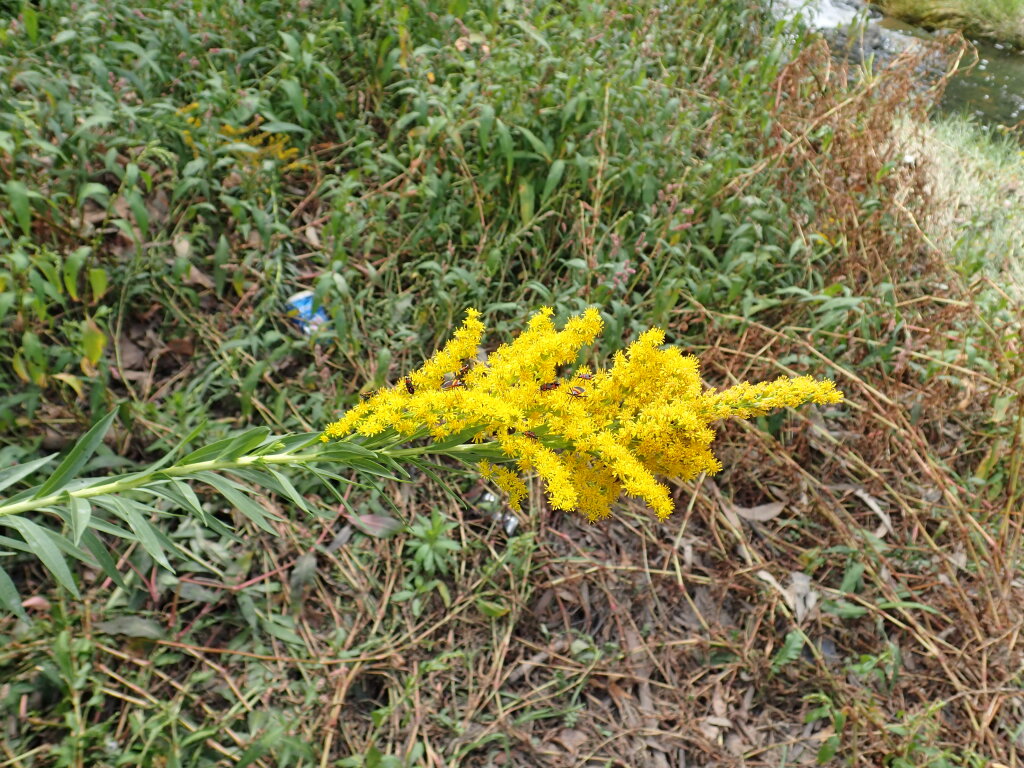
[322,308,844,522]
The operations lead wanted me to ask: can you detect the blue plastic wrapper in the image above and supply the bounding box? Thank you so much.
[285,290,329,335]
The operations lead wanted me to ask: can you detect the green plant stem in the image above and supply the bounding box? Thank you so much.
[381,442,504,459]
[0,450,327,519]
[0,440,510,520]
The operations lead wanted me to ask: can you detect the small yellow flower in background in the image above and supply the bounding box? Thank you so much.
[175,106,308,171]
[322,308,844,522]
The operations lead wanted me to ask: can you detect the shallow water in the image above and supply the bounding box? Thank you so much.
[778,0,1024,127]
[940,37,1024,125]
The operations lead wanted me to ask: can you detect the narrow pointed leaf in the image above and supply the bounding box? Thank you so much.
[267,467,310,514]
[214,427,272,460]
[254,432,320,456]
[0,454,57,494]
[145,482,237,539]
[145,421,208,473]
[200,474,281,534]
[5,516,80,597]
[68,496,91,546]
[102,498,172,571]
[232,468,311,515]
[178,427,270,465]
[34,409,117,499]
[81,530,127,590]
[0,564,28,620]
[314,441,380,459]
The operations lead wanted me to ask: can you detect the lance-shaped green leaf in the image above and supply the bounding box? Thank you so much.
[33,409,117,499]
[143,421,208,473]
[0,564,28,620]
[253,432,320,456]
[96,497,172,571]
[232,467,310,515]
[5,516,80,597]
[0,454,57,495]
[81,530,127,590]
[144,481,236,538]
[178,427,271,465]
[67,496,91,546]
[200,473,281,534]
[266,467,310,515]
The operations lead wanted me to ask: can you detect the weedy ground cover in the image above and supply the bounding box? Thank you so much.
[0,0,1022,765]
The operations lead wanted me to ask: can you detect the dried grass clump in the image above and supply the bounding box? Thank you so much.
[752,35,965,290]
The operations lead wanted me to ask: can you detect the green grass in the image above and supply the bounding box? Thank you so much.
[905,115,1024,294]
[877,0,1024,47]
[0,0,1022,766]
[0,0,820,447]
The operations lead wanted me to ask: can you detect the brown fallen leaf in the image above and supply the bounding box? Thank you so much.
[166,337,194,356]
[184,265,215,289]
[729,500,786,522]
[554,728,587,753]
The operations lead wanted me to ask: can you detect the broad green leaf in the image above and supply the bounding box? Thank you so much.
[5,516,80,597]
[260,121,309,136]
[517,179,535,226]
[496,119,513,180]
[3,180,33,237]
[81,317,106,366]
[817,735,840,764]
[262,613,304,646]
[34,409,117,499]
[0,453,56,494]
[62,247,90,301]
[77,182,110,208]
[52,29,77,45]
[88,267,108,302]
[22,2,39,42]
[0,563,28,620]
[475,597,510,618]
[541,159,565,202]
[515,124,551,161]
[477,103,494,145]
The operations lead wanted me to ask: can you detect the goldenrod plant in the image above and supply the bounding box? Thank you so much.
[324,308,842,521]
[0,308,840,613]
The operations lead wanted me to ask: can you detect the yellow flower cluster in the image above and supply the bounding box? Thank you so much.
[176,104,304,169]
[322,308,843,521]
